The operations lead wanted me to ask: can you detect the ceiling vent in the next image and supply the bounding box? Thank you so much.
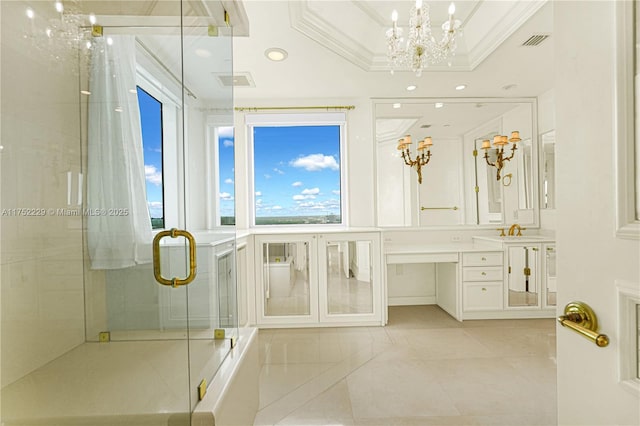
[521,34,550,47]
[215,72,255,87]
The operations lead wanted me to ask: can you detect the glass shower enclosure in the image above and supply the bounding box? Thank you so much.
[0,0,237,423]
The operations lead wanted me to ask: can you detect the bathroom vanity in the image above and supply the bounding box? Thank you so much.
[384,234,556,321]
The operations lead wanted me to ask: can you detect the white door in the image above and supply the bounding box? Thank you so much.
[555,2,640,424]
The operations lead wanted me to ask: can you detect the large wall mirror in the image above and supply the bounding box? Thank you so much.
[375,98,539,228]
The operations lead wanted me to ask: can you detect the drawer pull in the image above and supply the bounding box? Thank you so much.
[481,272,487,276]
[481,257,486,261]
[482,287,487,291]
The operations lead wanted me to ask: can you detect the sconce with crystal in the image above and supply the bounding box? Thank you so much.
[398,135,433,184]
[481,131,521,180]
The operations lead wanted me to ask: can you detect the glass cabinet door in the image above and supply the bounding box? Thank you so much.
[544,245,557,307]
[507,245,540,307]
[256,235,318,324]
[318,233,381,323]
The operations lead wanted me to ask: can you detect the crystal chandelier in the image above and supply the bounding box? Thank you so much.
[386,0,462,76]
[24,1,100,67]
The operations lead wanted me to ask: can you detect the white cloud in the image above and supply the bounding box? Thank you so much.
[264,174,271,179]
[224,178,234,184]
[332,190,340,195]
[218,126,234,138]
[290,154,339,171]
[273,168,285,175]
[219,192,234,200]
[301,187,320,195]
[223,140,234,148]
[272,205,282,210]
[255,191,262,196]
[293,194,316,201]
[145,165,162,186]
[147,201,163,218]
[292,181,303,187]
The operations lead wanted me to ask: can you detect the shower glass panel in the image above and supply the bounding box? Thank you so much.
[1,0,236,423]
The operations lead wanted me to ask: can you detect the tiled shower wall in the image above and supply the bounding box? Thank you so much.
[0,1,85,387]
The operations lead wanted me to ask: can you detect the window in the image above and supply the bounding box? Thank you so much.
[247,113,346,226]
[136,65,181,231]
[215,126,236,226]
[137,86,164,229]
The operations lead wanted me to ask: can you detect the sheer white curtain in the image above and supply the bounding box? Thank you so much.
[87,35,152,269]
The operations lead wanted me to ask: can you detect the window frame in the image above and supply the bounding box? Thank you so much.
[136,65,183,231]
[206,119,235,228]
[246,113,348,228]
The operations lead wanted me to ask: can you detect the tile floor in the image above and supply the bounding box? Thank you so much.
[254,305,557,426]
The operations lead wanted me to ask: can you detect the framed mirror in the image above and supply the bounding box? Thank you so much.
[374,98,539,228]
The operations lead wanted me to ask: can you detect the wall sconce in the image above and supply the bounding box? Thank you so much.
[481,131,521,180]
[398,134,433,184]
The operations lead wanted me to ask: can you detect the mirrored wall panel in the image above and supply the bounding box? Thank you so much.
[262,241,311,317]
[375,99,539,228]
[325,240,374,315]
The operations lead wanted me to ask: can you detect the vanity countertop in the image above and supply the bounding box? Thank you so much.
[384,242,503,255]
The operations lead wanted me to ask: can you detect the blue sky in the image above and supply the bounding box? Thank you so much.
[139,92,340,222]
[253,125,341,217]
[138,87,164,220]
[218,126,235,218]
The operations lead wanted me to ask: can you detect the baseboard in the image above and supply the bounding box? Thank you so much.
[388,296,436,306]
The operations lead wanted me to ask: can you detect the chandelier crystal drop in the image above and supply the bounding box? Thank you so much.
[23,0,100,70]
[386,0,462,76]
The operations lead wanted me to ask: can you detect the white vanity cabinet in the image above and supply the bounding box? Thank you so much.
[503,240,556,316]
[543,243,557,308]
[254,232,383,327]
[461,251,504,315]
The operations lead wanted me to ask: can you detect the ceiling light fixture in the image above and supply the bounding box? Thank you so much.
[435,102,444,109]
[24,2,101,69]
[455,84,466,90]
[393,103,401,109]
[386,0,462,76]
[265,48,288,62]
[406,85,417,91]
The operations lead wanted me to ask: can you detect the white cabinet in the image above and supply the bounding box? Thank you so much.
[461,251,504,314]
[543,243,556,308]
[505,242,555,313]
[254,232,383,327]
[506,244,540,308]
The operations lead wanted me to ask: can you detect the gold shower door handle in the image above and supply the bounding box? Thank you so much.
[152,228,197,287]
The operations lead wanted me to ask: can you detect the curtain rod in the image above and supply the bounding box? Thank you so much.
[234,105,355,112]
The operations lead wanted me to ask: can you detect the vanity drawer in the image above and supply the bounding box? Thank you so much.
[463,282,503,311]
[462,266,503,282]
[462,252,503,267]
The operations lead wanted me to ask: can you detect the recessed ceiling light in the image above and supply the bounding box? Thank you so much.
[392,103,401,109]
[455,84,467,90]
[406,85,417,91]
[265,48,288,62]
[435,102,444,109]
[502,83,518,91]
[80,90,91,95]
